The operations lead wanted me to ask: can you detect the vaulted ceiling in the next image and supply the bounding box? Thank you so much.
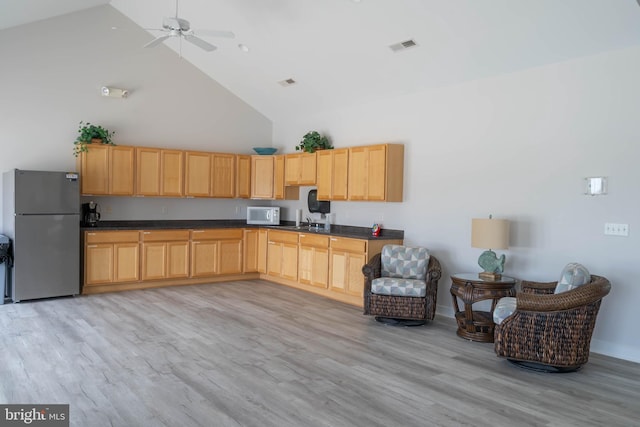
[3,0,640,121]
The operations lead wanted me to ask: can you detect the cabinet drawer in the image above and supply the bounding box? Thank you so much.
[141,230,190,242]
[85,230,139,244]
[330,237,366,253]
[268,230,299,244]
[190,228,243,240]
[299,233,329,248]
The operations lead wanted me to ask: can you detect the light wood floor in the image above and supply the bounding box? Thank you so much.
[1,280,639,427]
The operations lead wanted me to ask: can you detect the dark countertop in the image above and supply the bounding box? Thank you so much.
[82,220,404,241]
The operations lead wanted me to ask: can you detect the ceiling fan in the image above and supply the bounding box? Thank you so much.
[144,0,235,53]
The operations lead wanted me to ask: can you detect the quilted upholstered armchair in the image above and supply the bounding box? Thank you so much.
[494,274,611,372]
[363,245,441,326]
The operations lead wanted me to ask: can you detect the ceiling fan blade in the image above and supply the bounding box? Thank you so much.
[183,34,217,51]
[194,30,235,38]
[144,35,171,48]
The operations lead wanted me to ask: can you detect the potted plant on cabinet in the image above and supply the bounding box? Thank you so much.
[295,131,333,153]
[73,121,116,157]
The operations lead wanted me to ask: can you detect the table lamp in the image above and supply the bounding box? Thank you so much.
[471,215,510,280]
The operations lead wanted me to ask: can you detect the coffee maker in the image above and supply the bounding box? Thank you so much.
[81,201,100,226]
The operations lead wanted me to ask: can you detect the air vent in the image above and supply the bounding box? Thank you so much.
[389,39,418,53]
[278,78,297,87]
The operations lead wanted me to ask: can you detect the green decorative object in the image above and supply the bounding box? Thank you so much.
[295,131,333,153]
[73,121,115,157]
[478,250,505,274]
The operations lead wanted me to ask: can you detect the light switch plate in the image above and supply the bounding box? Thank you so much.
[604,223,629,236]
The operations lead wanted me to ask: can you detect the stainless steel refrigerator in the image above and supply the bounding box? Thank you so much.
[2,169,80,302]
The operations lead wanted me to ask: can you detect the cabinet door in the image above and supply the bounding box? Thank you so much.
[366,145,387,201]
[218,239,243,274]
[136,147,161,196]
[110,146,135,196]
[243,229,258,273]
[329,249,348,293]
[161,149,184,197]
[257,229,268,273]
[190,240,218,277]
[299,246,329,288]
[274,155,286,199]
[266,241,282,276]
[299,152,317,185]
[80,144,109,195]
[141,242,166,280]
[113,243,140,283]
[284,154,301,186]
[332,148,349,201]
[347,146,368,200]
[251,155,274,199]
[85,243,114,284]
[345,252,367,296]
[236,155,251,199]
[281,242,299,281]
[167,241,189,278]
[211,153,235,198]
[316,150,332,200]
[185,151,212,197]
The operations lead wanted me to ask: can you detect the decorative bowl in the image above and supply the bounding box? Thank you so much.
[253,147,278,155]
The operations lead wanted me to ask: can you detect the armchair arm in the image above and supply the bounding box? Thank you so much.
[521,280,557,295]
[426,255,442,285]
[362,253,382,292]
[516,276,611,312]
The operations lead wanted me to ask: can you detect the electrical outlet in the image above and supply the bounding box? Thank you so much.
[604,223,629,236]
[161,206,168,214]
[105,205,112,214]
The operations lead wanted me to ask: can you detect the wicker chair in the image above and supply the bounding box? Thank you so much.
[494,275,611,372]
[362,245,441,326]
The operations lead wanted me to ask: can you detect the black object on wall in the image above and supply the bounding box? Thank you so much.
[308,189,330,214]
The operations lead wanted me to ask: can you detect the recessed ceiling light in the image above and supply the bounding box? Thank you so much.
[278,78,297,87]
[238,44,249,52]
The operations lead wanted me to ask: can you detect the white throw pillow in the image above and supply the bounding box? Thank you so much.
[493,297,517,325]
[554,263,590,294]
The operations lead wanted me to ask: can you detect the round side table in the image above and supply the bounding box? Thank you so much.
[450,273,516,343]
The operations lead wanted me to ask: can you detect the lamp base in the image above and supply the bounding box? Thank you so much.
[479,272,502,281]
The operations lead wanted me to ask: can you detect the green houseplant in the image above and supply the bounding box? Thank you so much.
[295,131,333,153]
[73,121,115,157]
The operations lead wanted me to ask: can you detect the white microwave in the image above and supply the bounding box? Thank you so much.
[247,206,280,225]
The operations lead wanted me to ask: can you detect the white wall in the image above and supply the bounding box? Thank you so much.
[273,46,640,363]
[0,5,272,223]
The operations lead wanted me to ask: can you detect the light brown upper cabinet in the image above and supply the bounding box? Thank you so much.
[347,144,404,202]
[211,153,236,198]
[236,155,251,199]
[185,151,236,198]
[284,152,317,186]
[316,148,349,201]
[135,147,184,197]
[250,155,298,200]
[184,151,211,197]
[79,144,134,196]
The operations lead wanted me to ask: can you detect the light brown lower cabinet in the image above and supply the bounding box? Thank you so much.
[84,231,140,285]
[141,230,190,280]
[328,237,368,297]
[266,230,298,280]
[298,233,329,288]
[190,229,243,277]
[83,227,401,307]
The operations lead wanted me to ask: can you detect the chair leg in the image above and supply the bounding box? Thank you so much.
[374,317,426,327]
